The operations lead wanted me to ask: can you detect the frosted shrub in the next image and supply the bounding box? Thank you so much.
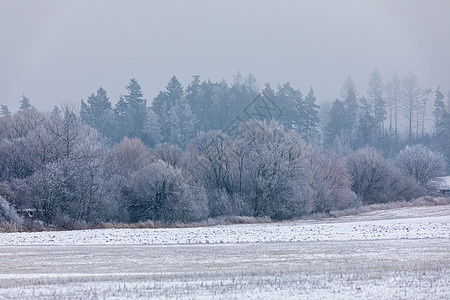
[0,195,22,225]
[236,121,313,220]
[307,148,357,213]
[347,147,421,204]
[396,144,447,188]
[123,160,209,223]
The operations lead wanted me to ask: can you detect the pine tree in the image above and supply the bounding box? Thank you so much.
[0,104,11,117]
[275,82,302,130]
[114,95,128,116]
[167,97,197,146]
[123,78,148,141]
[152,76,183,116]
[300,87,320,140]
[342,77,358,149]
[20,95,32,110]
[367,70,386,136]
[80,87,113,137]
[124,78,146,106]
[433,86,450,167]
[324,99,346,145]
[402,71,422,144]
[356,96,376,148]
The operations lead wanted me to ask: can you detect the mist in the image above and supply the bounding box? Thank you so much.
[1,0,449,111]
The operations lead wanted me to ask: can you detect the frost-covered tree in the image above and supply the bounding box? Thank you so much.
[109,137,152,176]
[153,76,196,145]
[0,195,22,225]
[107,79,158,146]
[80,87,112,136]
[189,130,235,216]
[347,147,420,204]
[0,110,46,180]
[124,78,149,140]
[396,144,446,188]
[307,148,357,213]
[166,97,197,146]
[236,121,313,220]
[26,114,111,225]
[123,160,208,223]
[153,143,183,168]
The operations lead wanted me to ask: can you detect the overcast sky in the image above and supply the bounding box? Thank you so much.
[1,0,449,112]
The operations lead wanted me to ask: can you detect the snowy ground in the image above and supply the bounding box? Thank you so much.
[0,205,449,299]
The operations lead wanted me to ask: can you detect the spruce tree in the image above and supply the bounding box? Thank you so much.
[20,95,32,110]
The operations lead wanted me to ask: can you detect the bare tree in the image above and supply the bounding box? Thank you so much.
[307,147,357,213]
[236,121,313,220]
[396,144,446,188]
[123,160,208,223]
[347,147,420,204]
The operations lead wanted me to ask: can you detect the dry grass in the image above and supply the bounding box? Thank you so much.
[328,196,450,218]
[98,216,272,230]
[1,196,448,232]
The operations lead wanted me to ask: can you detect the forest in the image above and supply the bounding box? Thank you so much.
[0,70,449,229]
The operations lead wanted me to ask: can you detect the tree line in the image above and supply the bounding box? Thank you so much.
[0,71,448,229]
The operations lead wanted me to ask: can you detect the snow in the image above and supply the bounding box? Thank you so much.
[1,205,449,246]
[437,176,450,189]
[0,204,449,299]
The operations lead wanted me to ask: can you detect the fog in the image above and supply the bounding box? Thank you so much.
[1,0,449,111]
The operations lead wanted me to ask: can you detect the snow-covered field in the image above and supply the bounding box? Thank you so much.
[1,205,449,299]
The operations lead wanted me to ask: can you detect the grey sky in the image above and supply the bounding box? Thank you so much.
[1,0,449,112]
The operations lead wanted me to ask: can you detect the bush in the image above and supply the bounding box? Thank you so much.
[0,195,22,225]
[307,147,358,213]
[396,144,447,188]
[347,147,421,204]
[123,160,209,223]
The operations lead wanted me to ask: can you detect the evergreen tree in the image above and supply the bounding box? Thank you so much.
[324,99,346,145]
[152,76,183,116]
[385,74,402,145]
[80,87,114,142]
[166,97,197,146]
[433,86,450,171]
[80,87,112,129]
[299,87,320,140]
[367,70,386,136]
[124,78,147,139]
[262,82,276,99]
[114,95,128,116]
[124,78,146,106]
[1,104,11,117]
[275,82,302,130]
[186,75,210,131]
[243,73,259,96]
[108,79,158,146]
[355,96,376,148]
[52,105,61,116]
[341,77,358,149]
[152,76,184,141]
[20,95,32,110]
[402,71,422,144]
